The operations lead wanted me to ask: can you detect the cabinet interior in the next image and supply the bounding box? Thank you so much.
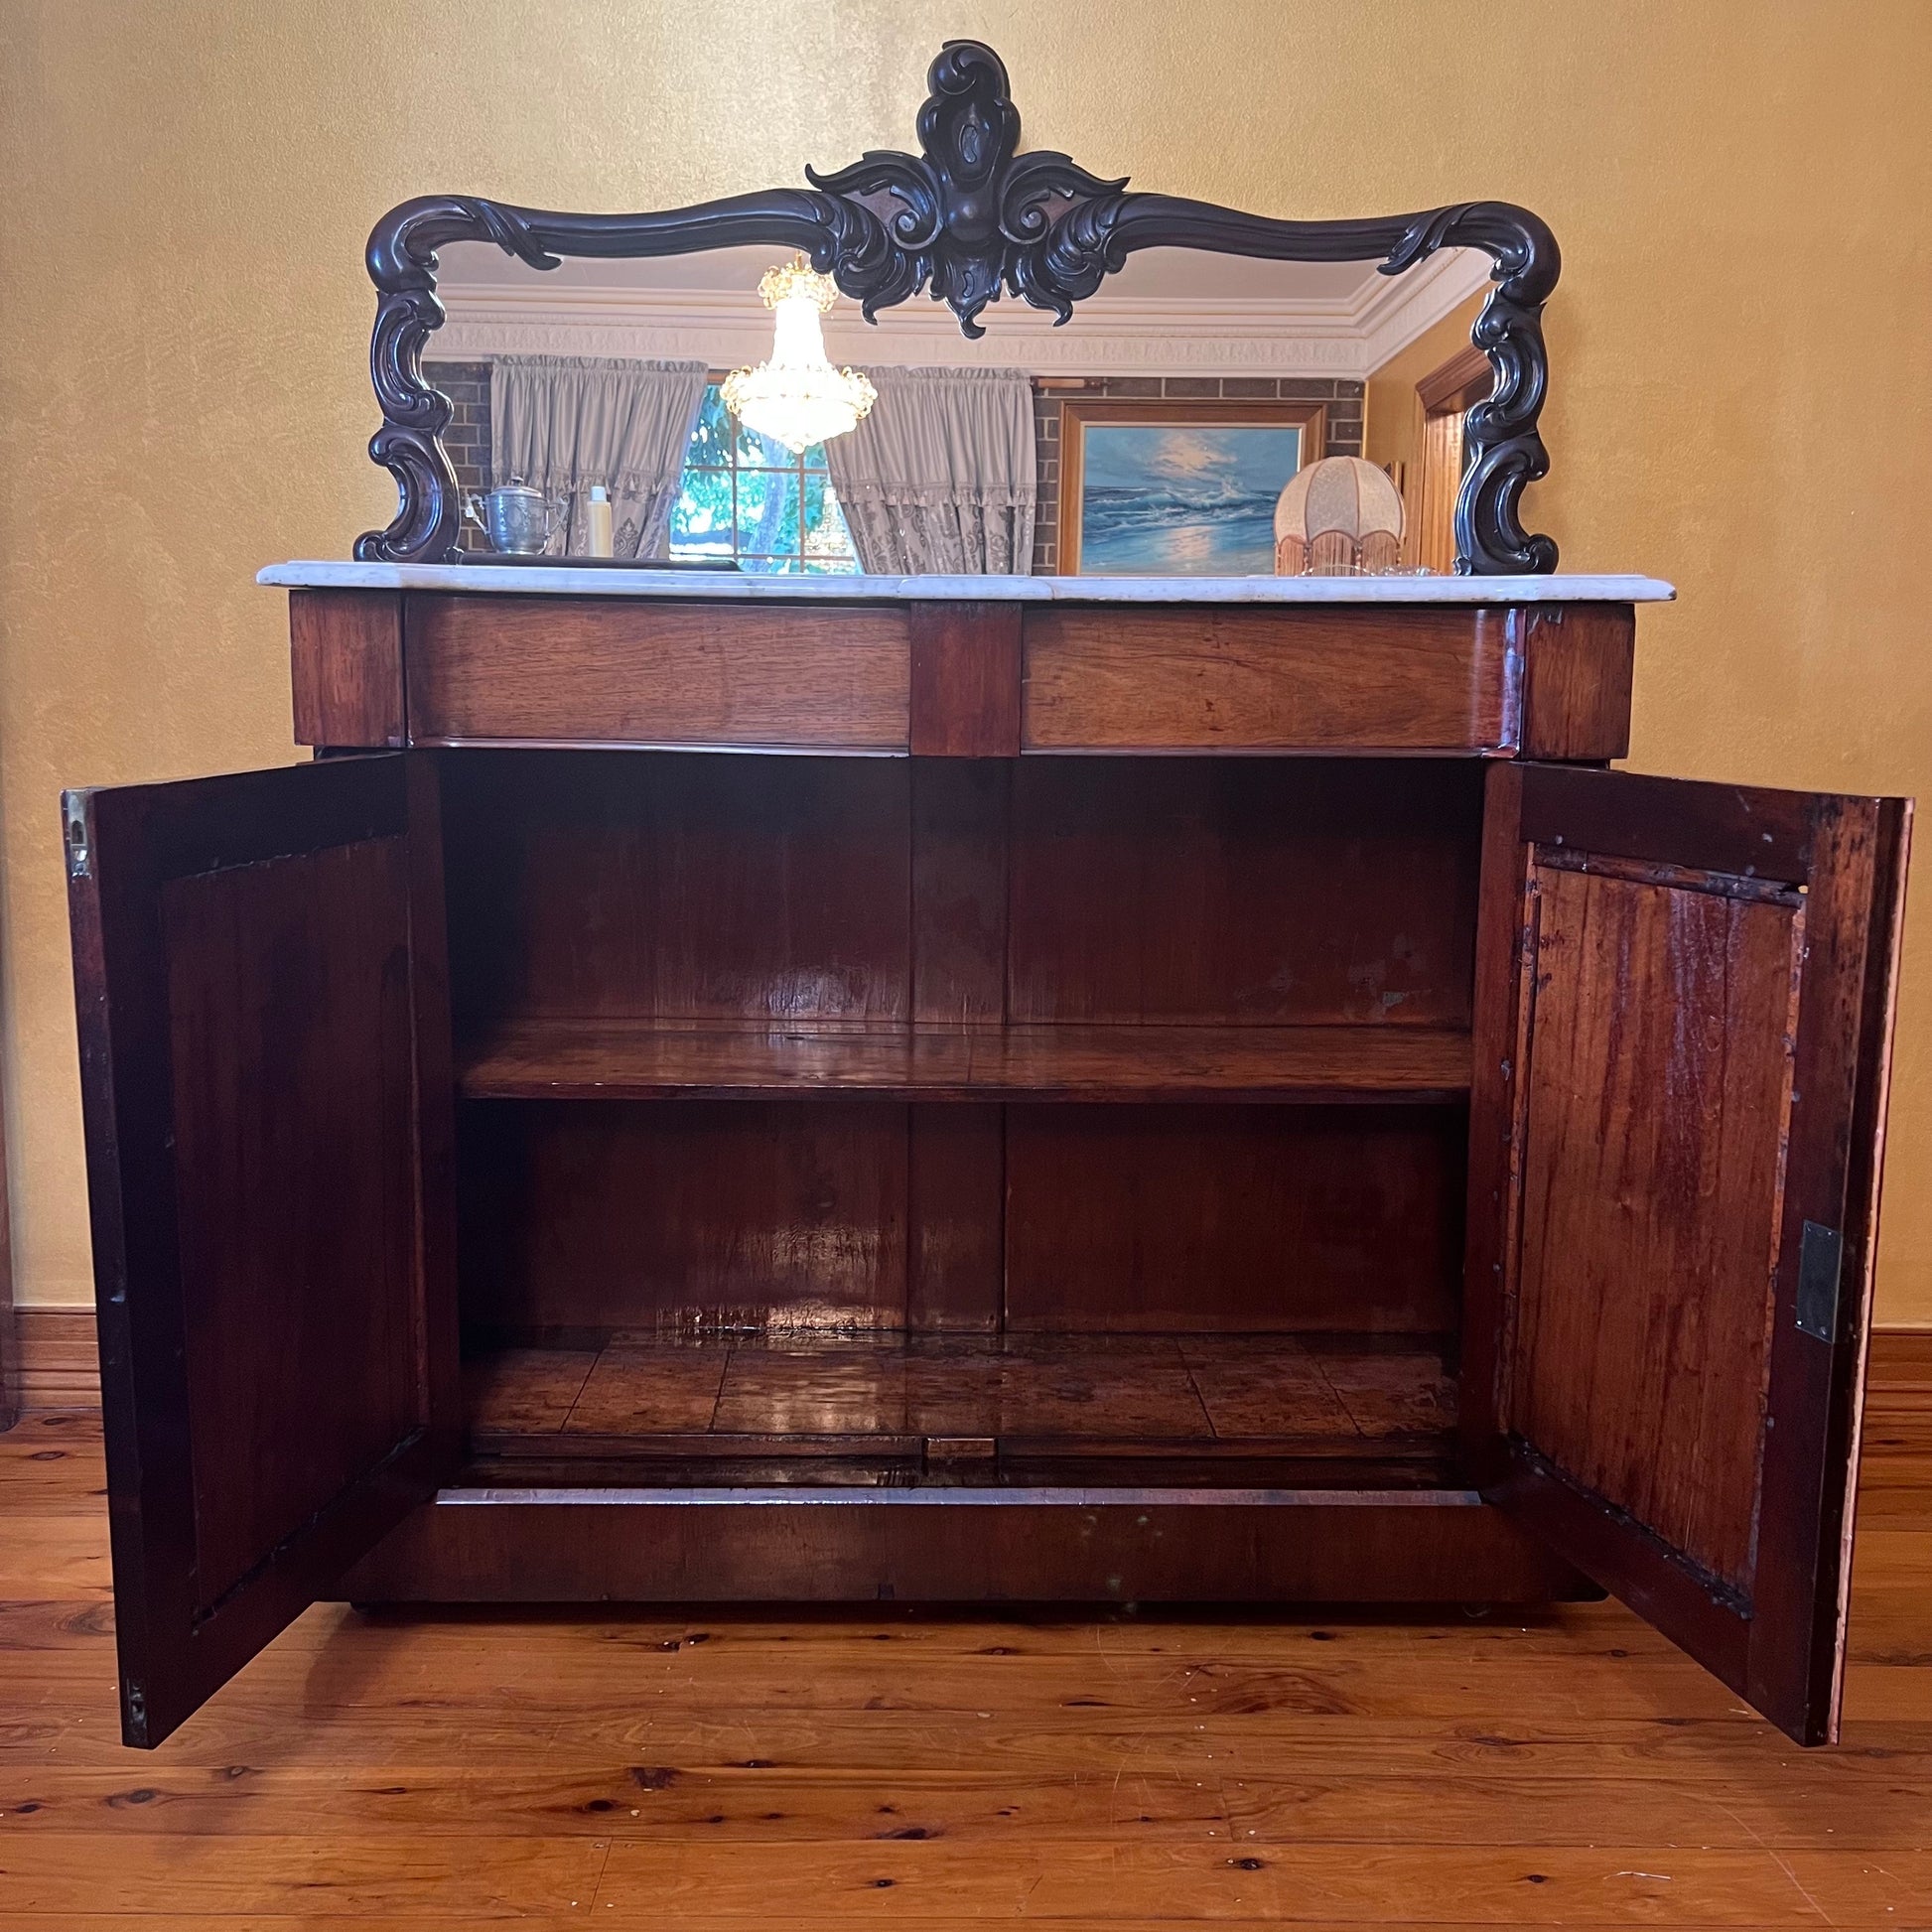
[441,749,1485,1490]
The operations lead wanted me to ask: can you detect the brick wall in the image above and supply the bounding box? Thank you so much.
[427,360,492,551]
[1030,375,1364,574]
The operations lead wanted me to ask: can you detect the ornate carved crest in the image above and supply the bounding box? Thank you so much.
[358,40,1558,573]
[803,41,1128,335]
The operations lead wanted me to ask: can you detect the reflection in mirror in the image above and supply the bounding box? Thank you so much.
[430,240,1495,576]
[669,382,860,573]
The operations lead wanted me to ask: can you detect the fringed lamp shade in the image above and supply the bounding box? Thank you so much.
[1274,457,1406,575]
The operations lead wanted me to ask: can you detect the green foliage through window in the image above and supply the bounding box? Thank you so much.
[669,384,860,574]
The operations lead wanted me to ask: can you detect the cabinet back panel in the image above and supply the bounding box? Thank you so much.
[1007,759,1481,1026]
[1005,1104,1463,1333]
[441,752,912,1029]
[459,1098,909,1332]
[460,1098,1461,1339]
[443,753,1483,1037]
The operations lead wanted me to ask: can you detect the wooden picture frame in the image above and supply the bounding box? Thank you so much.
[355,40,1561,574]
[1055,399,1327,577]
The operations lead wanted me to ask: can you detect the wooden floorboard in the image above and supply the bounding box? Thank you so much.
[0,1376,1928,1925]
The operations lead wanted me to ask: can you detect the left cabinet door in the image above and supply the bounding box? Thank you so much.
[65,754,459,1746]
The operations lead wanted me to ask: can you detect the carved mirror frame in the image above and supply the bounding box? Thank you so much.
[357,40,1559,574]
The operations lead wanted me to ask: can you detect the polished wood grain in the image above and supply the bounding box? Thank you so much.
[1510,858,1800,1592]
[908,602,1022,756]
[2,1398,1928,1920]
[161,835,426,1614]
[463,1348,599,1434]
[1177,1336,1358,1440]
[1467,762,1910,1747]
[345,1490,1573,1607]
[567,1345,730,1434]
[1516,761,1819,879]
[1749,785,1912,1740]
[453,1335,1465,1501]
[300,590,1649,763]
[905,1106,1003,1332]
[436,749,1480,1348]
[910,759,1008,1025]
[1515,603,1633,760]
[1006,759,1483,1027]
[66,756,460,1748]
[443,753,1485,1036]
[1004,1105,1464,1334]
[62,574,1913,1782]
[405,594,911,749]
[1314,1343,1461,1440]
[28,1304,1932,1445]
[468,1334,1448,1451]
[455,1019,1474,1102]
[457,1099,911,1333]
[458,1089,1463,1345]
[289,588,407,749]
[1022,606,1516,752]
[441,751,912,1031]
[1457,762,1533,1495]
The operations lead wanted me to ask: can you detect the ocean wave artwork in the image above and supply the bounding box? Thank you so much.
[1076,424,1306,575]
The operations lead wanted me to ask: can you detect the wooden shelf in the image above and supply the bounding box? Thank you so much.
[455,1019,1473,1103]
[464,1332,1460,1477]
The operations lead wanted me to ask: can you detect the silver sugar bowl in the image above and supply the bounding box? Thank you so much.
[464,479,566,555]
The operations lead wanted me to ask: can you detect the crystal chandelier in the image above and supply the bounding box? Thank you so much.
[721,256,878,455]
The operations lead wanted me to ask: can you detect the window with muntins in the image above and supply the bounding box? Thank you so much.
[669,383,860,573]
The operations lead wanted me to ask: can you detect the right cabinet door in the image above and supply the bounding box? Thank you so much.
[1464,762,1910,1744]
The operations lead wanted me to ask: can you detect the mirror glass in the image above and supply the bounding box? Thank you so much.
[431,240,1493,575]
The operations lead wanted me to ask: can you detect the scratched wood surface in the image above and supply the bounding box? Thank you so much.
[1508,862,1802,1594]
[1,1345,1926,1923]
[462,1333,1456,1453]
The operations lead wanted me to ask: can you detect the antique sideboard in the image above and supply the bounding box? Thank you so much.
[63,565,1908,1749]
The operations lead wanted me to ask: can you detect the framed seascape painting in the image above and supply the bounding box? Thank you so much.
[1056,399,1327,575]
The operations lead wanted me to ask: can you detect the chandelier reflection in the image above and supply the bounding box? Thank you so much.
[721,256,878,455]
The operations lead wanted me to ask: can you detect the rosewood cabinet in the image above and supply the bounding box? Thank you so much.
[66,570,1908,1749]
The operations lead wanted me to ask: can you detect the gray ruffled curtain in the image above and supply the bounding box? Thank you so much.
[825,366,1035,573]
[490,355,707,558]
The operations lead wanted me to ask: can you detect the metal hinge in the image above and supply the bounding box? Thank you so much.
[63,791,92,881]
[1795,1220,1845,1343]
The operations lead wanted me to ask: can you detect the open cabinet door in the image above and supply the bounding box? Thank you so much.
[65,754,458,1747]
[1465,762,1909,1745]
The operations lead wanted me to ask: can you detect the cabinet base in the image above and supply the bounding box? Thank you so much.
[335,1486,1592,1605]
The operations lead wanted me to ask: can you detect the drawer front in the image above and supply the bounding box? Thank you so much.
[406,595,911,750]
[1022,606,1516,753]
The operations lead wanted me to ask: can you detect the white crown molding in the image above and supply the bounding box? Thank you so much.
[1350,248,1494,371]
[432,249,1493,379]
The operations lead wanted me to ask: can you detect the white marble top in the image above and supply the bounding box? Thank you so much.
[260,561,1675,605]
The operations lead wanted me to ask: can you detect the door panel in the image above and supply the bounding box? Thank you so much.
[1510,855,1800,1596]
[1466,763,1909,1744]
[66,755,457,1746]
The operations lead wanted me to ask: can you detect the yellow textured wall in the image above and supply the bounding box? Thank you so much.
[3,1,1929,1319]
